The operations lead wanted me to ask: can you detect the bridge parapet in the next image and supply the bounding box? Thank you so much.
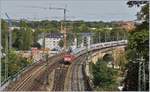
[71,40,127,58]
[90,46,126,67]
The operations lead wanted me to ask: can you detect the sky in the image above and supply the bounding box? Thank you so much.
[1,0,141,22]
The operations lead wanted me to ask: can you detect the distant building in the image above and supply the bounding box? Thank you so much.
[104,27,113,30]
[9,27,20,30]
[90,27,96,30]
[37,33,63,50]
[9,27,35,32]
[114,21,135,32]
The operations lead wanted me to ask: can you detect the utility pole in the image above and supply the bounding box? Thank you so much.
[108,31,111,42]
[129,51,146,91]
[60,21,63,33]
[83,33,92,61]
[107,31,109,42]
[124,32,127,40]
[85,36,89,64]
[104,32,106,42]
[137,54,146,91]
[105,31,108,42]
[4,30,8,80]
[63,8,67,51]
[64,27,67,51]
[99,32,101,43]
[42,33,45,56]
[73,33,77,49]
[116,31,119,41]
[123,32,125,40]
[5,13,12,49]
[4,13,12,80]
[42,33,49,85]
[0,15,1,86]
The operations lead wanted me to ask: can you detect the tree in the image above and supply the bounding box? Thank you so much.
[92,59,116,89]
[123,1,149,91]
[8,50,21,76]
[23,27,33,50]
[58,40,64,48]
[79,23,89,32]
[1,19,9,51]
[12,29,24,50]
[1,49,30,80]
[12,21,33,50]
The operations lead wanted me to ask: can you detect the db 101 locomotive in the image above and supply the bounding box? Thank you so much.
[63,53,76,63]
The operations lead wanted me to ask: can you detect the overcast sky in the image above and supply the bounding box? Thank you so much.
[1,0,140,22]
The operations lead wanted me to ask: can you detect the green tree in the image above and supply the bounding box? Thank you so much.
[58,40,64,48]
[12,29,24,50]
[7,50,21,76]
[1,50,30,79]
[92,59,116,89]
[79,23,89,32]
[123,1,149,91]
[13,21,33,50]
[1,19,8,50]
[23,27,33,50]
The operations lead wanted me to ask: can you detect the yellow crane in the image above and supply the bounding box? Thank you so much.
[24,5,69,51]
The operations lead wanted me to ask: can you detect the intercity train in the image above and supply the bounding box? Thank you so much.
[63,40,127,63]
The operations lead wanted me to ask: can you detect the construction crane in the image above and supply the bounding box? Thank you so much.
[5,13,13,49]
[26,5,69,51]
[44,6,68,51]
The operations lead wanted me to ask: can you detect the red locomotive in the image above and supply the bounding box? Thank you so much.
[63,48,76,63]
[63,53,76,63]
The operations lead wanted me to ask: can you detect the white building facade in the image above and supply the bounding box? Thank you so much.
[38,33,63,50]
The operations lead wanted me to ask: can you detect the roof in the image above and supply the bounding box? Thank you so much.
[46,33,63,38]
[80,32,94,36]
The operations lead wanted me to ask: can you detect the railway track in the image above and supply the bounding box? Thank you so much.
[52,62,69,91]
[32,58,66,91]
[49,56,86,91]
[7,52,90,91]
[64,55,88,91]
[63,47,120,91]
[30,60,65,91]
[12,65,45,91]
[71,56,86,91]
[7,53,65,91]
